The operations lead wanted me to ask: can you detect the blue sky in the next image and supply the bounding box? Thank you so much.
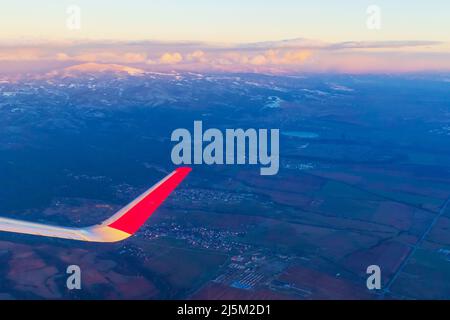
[1,0,449,43]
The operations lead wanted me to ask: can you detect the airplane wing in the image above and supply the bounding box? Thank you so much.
[0,167,192,243]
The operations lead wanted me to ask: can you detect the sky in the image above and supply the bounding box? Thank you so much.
[1,1,449,74]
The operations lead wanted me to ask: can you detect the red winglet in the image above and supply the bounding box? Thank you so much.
[108,167,191,234]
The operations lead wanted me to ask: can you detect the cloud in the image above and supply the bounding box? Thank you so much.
[0,38,449,73]
[187,50,206,62]
[281,50,312,63]
[250,54,267,65]
[159,52,183,64]
[56,53,70,61]
[56,51,147,63]
[0,48,46,61]
[122,52,148,63]
[226,50,312,66]
[329,40,443,50]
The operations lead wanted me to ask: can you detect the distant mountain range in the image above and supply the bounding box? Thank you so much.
[46,63,146,77]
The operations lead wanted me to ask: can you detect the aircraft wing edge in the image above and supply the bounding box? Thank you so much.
[0,167,192,243]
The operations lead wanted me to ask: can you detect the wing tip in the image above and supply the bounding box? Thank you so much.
[105,166,192,236]
[176,166,192,174]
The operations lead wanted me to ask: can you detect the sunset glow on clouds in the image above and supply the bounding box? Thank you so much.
[1,39,449,74]
[1,1,449,74]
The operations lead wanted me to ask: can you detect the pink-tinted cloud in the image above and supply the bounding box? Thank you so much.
[186,50,206,62]
[0,38,449,74]
[0,48,47,61]
[56,51,147,63]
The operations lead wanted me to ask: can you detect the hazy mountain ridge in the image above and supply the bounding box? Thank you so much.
[46,62,146,77]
